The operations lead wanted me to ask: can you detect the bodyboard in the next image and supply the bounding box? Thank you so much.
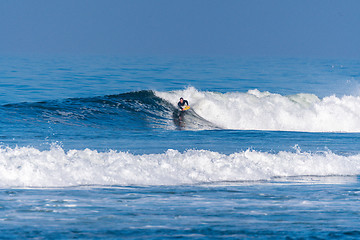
[183,106,191,111]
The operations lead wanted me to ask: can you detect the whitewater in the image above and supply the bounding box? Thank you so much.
[156,87,360,132]
[1,146,360,188]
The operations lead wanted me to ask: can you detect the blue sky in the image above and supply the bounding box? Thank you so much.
[1,0,359,58]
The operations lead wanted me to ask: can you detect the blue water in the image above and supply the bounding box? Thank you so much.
[1,56,360,239]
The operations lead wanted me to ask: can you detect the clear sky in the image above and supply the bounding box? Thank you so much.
[1,0,359,58]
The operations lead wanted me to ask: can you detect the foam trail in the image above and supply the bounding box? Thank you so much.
[1,146,360,187]
[155,87,360,132]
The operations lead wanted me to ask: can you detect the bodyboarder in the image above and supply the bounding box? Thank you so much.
[178,97,189,111]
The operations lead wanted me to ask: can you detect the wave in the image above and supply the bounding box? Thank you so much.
[3,87,360,132]
[155,87,360,132]
[0,145,359,187]
[2,90,170,129]
[1,89,217,131]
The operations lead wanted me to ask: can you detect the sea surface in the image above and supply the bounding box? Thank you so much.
[1,56,360,239]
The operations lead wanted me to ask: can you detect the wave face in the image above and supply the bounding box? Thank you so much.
[156,87,360,132]
[1,91,172,133]
[1,146,359,187]
[1,89,217,133]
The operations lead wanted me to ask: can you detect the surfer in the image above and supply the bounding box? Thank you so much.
[178,97,189,111]
[174,97,189,128]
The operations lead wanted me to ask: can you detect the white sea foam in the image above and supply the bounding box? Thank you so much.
[155,87,360,132]
[1,146,359,187]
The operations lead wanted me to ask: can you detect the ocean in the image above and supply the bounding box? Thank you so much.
[1,55,360,239]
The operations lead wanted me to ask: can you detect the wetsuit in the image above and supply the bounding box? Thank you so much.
[178,99,189,110]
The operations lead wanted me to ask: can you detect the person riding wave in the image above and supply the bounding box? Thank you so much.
[178,97,189,111]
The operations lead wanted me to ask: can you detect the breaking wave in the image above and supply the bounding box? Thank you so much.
[156,87,360,132]
[1,146,360,187]
[3,87,360,132]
